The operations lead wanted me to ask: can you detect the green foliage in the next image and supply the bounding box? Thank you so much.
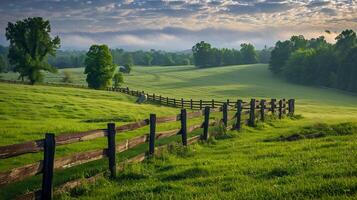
[111,49,191,67]
[5,17,60,84]
[269,40,293,74]
[240,43,258,64]
[269,29,357,93]
[192,41,258,68]
[0,56,5,73]
[84,44,115,89]
[113,72,124,88]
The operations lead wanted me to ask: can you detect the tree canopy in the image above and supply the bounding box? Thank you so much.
[84,44,115,89]
[0,56,5,73]
[5,17,60,84]
[192,41,262,68]
[269,29,357,93]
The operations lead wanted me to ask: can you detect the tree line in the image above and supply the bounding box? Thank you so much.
[269,30,357,93]
[0,46,193,70]
[192,41,271,68]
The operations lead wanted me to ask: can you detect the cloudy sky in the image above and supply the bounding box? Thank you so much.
[0,0,356,51]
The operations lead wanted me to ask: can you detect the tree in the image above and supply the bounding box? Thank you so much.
[335,29,357,59]
[144,53,153,66]
[240,43,258,64]
[269,40,293,74]
[113,72,124,88]
[192,41,212,67]
[5,17,60,84]
[84,44,115,89]
[282,49,316,84]
[290,35,308,50]
[0,56,5,73]
[337,47,357,92]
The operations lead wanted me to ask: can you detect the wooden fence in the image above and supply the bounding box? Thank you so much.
[0,96,294,199]
[107,87,295,114]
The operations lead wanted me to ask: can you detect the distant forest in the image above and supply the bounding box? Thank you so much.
[0,44,271,71]
[0,46,193,69]
[192,41,271,67]
[269,29,357,93]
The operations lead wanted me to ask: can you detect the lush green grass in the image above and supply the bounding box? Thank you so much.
[1,64,357,199]
[3,64,357,120]
[59,119,357,200]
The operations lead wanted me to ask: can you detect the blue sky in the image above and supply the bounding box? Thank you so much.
[0,0,356,51]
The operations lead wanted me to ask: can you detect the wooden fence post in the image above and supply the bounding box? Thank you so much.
[248,99,256,126]
[200,100,203,110]
[260,99,266,121]
[223,103,228,128]
[227,99,230,107]
[190,99,193,110]
[159,95,162,104]
[203,106,210,140]
[126,87,129,94]
[174,99,176,107]
[149,114,156,155]
[283,98,286,115]
[181,98,184,108]
[153,94,156,102]
[166,97,169,106]
[279,99,283,119]
[288,99,295,116]
[107,123,116,178]
[211,99,214,109]
[235,100,242,130]
[180,109,187,146]
[271,99,276,115]
[41,133,56,200]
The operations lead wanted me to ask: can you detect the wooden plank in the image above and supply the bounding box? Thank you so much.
[155,129,180,140]
[0,140,44,159]
[187,135,201,145]
[54,149,106,170]
[187,110,203,119]
[116,135,148,153]
[188,123,203,133]
[0,161,43,186]
[156,114,180,123]
[116,119,149,132]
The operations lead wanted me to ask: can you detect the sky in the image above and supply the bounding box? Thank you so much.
[0,0,356,51]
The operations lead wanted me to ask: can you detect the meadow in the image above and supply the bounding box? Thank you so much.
[0,64,357,199]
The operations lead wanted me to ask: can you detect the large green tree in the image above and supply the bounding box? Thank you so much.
[84,44,115,89]
[5,17,60,84]
[335,29,357,58]
[240,43,258,64]
[192,41,212,67]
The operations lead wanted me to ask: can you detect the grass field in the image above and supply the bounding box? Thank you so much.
[1,64,357,199]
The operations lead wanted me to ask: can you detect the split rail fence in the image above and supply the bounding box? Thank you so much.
[0,95,294,199]
[107,87,295,115]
